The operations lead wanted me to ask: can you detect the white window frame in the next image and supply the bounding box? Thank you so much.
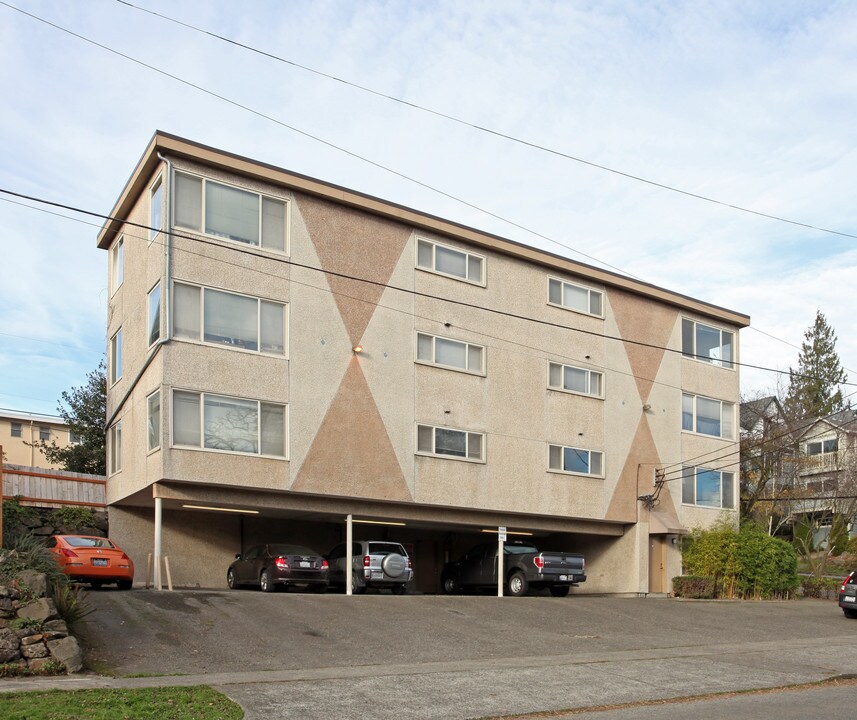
[415,237,486,286]
[682,393,735,440]
[149,174,163,243]
[172,170,290,255]
[170,389,288,459]
[68,429,81,444]
[682,465,735,509]
[548,444,604,477]
[415,423,485,463]
[110,235,124,294]
[172,281,288,357]
[147,389,161,453]
[148,281,161,348]
[415,332,485,375]
[681,318,735,369]
[39,426,51,441]
[548,361,604,398]
[109,421,122,475]
[109,328,123,386]
[547,276,604,318]
[806,437,838,456]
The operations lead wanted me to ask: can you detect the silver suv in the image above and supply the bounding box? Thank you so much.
[327,540,413,594]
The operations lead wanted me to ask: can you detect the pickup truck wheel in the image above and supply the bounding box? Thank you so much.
[549,585,570,598]
[507,571,528,597]
[442,576,459,595]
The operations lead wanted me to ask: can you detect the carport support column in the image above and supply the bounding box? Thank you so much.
[346,514,353,596]
[154,496,163,591]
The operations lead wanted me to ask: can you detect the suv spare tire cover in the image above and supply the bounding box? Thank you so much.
[381,553,406,578]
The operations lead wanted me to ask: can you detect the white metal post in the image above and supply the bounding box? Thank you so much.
[346,513,353,596]
[154,496,163,591]
[497,527,505,597]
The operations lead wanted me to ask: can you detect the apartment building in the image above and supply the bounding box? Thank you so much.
[97,132,748,592]
[0,409,77,470]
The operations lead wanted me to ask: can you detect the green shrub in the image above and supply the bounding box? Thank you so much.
[672,575,715,599]
[0,532,68,592]
[50,506,97,532]
[53,582,93,627]
[800,576,841,599]
[830,515,850,557]
[1,497,40,545]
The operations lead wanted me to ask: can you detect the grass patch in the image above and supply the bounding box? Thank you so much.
[0,686,243,719]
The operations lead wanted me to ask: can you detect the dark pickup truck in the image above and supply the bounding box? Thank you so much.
[441,541,586,597]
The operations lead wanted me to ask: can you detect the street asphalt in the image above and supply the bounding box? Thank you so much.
[1,589,856,719]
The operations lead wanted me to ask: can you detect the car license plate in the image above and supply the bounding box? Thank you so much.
[845,595,856,603]
[300,561,310,568]
[371,571,382,579]
[92,558,108,567]
[559,575,567,581]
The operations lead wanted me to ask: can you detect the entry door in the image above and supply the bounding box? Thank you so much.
[648,536,666,593]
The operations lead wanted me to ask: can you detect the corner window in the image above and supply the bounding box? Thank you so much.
[416,238,485,285]
[174,172,287,253]
[148,282,161,347]
[416,333,484,374]
[681,318,734,369]
[174,283,286,355]
[682,394,734,440]
[548,444,604,477]
[110,236,124,293]
[682,466,734,509]
[10,422,22,438]
[416,424,484,462]
[150,176,163,242]
[548,277,603,317]
[548,362,603,397]
[147,390,161,452]
[39,426,50,441]
[110,328,123,385]
[109,421,122,475]
[172,390,286,458]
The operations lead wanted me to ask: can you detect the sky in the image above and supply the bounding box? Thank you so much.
[1,0,855,417]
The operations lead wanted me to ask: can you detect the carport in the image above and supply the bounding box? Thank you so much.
[108,480,631,594]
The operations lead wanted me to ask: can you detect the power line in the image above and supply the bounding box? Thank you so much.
[114,0,857,243]
[0,0,641,280]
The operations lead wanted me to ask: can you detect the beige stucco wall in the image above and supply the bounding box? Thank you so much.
[0,416,74,469]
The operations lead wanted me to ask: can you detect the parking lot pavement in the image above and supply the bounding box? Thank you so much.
[4,590,856,719]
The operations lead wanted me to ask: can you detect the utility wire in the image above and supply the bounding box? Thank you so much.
[0,0,641,280]
[114,0,857,243]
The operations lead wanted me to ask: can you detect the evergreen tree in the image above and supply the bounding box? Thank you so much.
[784,310,847,420]
[31,361,107,475]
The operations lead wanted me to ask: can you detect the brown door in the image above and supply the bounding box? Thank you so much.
[648,535,665,593]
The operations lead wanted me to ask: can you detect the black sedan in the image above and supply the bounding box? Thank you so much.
[839,570,857,618]
[227,544,329,593]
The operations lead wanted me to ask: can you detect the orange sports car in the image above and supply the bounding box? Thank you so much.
[47,534,134,590]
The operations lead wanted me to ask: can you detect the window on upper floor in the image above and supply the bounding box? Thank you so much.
[547,277,603,317]
[147,389,161,452]
[681,318,734,369]
[682,466,734,509]
[110,328,123,385]
[416,237,485,285]
[39,426,50,441]
[148,282,161,347]
[150,176,163,243]
[548,362,603,398]
[172,390,286,457]
[682,393,734,440]
[109,421,122,475]
[806,438,838,455]
[10,422,22,438]
[173,282,286,356]
[174,172,287,253]
[68,429,81,444]
[416,424,485,462]
[110,236,124,294]
[548,444,604,477]
[416,332,484,374]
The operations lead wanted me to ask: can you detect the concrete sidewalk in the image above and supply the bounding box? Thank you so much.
[2,592,854,719]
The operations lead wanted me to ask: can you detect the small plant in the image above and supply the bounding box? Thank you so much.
[34,659,67,675]
[50,506,97,532]
[1,497,41,546]
[53,582,93,627]
[0,663,29,678]
[0,660,67,678]
[0,531,68,591]
[9,617,46,632]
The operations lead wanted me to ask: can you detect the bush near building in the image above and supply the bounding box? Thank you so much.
[676,522,799,599]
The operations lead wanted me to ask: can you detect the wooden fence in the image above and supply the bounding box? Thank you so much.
[1,463,106,509]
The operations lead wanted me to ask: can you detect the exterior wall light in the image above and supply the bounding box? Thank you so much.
[352,345,364,353]
[181,504,259,514]
[480,529,533,536]
[352,519,406,526]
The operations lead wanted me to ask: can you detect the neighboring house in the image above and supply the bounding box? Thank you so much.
[96,131,749,592]
[0,409,78,470]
